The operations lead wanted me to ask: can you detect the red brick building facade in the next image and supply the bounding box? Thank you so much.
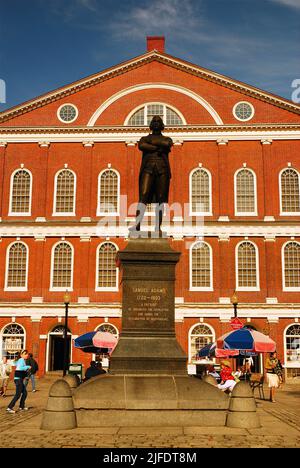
[0,37,300,379]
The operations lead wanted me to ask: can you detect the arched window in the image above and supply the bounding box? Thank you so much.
[190,241,213,290]
[280,168,300,214]
[96,323,119,338]
[50,242,73,290]
[97,169,120,215]
[285,324,300,378]
[282,242,300,290]
[190,168,212,215]
[1,323,26,361]
[189,324,215,363]
[235,168,257,215]
[126,103,184,126]
[96,242,118,290]
[236,241,259,290]
[5,242,28,290]
[53,169,76,215]
[9,169,32,215]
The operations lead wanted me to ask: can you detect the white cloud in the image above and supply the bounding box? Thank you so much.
[268,0,300,9]
[109,0,204,39]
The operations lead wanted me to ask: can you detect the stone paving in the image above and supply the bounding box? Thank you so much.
[0,375,299,448]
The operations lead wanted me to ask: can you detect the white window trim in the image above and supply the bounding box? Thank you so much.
[0,323,26,362]
[50,241,74,292]
[88,83,223,126]
[188,322,215,364]
[124,102,187,126]
[282,241,300,291]
[95,242,119,292]
[189,167,213,216]
[57,103,78,124]
[96,168,120,217]
[235,240,260,291]
[283,323,300,368]
[234,167,258,216]
[233,101,255,122]
[189,240,213,291]
[279,167,300,216]
[52,168,77,216]
[8,168,33,216]
[4,241,29,291]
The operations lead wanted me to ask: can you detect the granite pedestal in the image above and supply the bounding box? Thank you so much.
[67,238,230,427]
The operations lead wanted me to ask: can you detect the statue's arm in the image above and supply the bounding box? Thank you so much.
[157,137,173,152]
[138,137,157,152]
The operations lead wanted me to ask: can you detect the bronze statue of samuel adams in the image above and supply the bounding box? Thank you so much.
[129,115,173,235]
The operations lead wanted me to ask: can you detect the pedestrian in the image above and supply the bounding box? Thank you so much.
[6,350,31,413]
[217,360,237,393]
[24,353,38,392]
[265,351,280,403]
[243,355,254,374]
[0,357,12,397]
[83,361,106,382]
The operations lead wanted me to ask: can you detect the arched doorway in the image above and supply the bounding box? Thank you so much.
[47,326,72,371]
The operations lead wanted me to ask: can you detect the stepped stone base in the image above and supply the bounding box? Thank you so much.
[73,374,229,427]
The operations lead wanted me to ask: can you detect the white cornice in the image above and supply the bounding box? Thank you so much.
[0,127,300,143]
[0,304,298,320]
[0,223,299,238]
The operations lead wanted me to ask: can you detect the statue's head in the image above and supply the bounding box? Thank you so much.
[149,115,165,132]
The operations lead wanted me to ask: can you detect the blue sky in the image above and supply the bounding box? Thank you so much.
[0,0,299,111]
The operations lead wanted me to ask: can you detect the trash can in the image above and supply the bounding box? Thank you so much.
[68,363,83,382]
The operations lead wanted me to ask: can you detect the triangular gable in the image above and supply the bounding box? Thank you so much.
[0,49,299,124]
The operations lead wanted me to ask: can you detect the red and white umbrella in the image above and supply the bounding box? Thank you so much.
[217,328,276,353]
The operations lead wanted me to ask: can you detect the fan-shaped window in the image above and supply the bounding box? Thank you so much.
[285,324,300,378]
[53,169,76,215]
[236,241,259,290]
[1,324,25,361]
[51,242,73,290]
[50,325,71,334]
[189,324,215,363]
[5,242,28,290]
[127,103,184,126]
[190,168,212,215]
[282,242,300,290]
[96,323,119,337]
[9,169,32,215]
[96,243,118,290]
[97,169,120,215]
[235,168,257,215]
[280,168,300,214]
[190,242,213,290]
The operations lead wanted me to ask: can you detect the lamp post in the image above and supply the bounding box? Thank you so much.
[63,290,70,377]
[231,291,238,318]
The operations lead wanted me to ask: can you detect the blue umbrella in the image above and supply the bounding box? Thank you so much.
[198,343,216,357]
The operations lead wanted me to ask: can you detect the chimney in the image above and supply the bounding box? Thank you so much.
[147,36,165,53]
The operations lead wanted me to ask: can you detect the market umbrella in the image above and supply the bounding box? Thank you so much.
[198,342,253,358]
[217,328,276,353]
[74,331,118,354]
